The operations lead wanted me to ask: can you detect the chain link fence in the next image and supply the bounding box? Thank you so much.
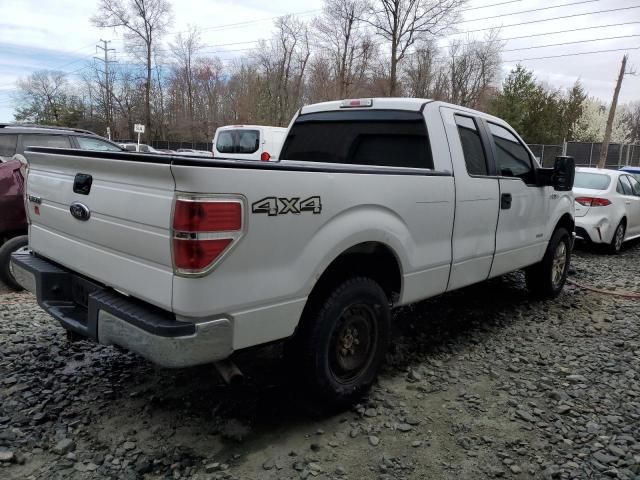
[529,142,640,169]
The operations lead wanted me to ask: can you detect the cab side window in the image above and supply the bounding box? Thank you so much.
[455,115,488,176]
[488,123,535,184]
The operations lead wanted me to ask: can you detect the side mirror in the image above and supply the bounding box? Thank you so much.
[552,156,575,191]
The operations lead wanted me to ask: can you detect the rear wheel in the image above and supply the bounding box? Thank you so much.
[289,277,390,407]
[525,228,571,299]
[0,235,28,290]
[608,221,625,254]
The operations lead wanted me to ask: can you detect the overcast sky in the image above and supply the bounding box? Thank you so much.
[0,0,638,122]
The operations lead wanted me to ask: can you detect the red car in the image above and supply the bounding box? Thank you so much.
[0,159,28,289]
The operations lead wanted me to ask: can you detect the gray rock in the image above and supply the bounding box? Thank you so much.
[397,423,412,432]
[0,450,14,462]
[607,445,626,457]
[52,438,75,455]
[516,410,535,423]
[369,435,380,446]
[593,451,618,465]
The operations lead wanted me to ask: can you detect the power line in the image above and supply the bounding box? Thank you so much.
[457,0,601,24]
[454,5,640,34]
[465,0,525,11]
[458,21,640,47]
[502,34,640,52]
[504,46,640,62]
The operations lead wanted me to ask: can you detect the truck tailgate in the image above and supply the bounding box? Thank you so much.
[24,150,175,310]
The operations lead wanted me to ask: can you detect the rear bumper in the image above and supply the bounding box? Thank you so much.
[575,215,614,244]
[10,252,233,368]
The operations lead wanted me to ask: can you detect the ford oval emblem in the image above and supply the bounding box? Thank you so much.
[70,202,91,221]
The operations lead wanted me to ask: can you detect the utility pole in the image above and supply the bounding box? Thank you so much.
[94,39,116,138]
[598,54,628,169]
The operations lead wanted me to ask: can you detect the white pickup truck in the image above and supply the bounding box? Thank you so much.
[11,98,575,405]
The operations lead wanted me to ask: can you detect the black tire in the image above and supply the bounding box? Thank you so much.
[290,277,390,407]
[525,228,571,299]
[0,235,28,291]
[608,221,625,254]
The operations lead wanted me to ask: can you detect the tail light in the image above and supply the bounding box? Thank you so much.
[172,195,244,275]
[260,152,271,161]
[575,197,611,207]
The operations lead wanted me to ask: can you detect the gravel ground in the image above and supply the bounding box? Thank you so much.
[1,243,639,480]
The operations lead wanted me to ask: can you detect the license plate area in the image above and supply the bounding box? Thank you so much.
[71,276,102,309]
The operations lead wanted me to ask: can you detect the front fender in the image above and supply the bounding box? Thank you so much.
[546,190,575,239]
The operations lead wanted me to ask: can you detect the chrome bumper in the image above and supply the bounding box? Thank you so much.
[10,252,234,368]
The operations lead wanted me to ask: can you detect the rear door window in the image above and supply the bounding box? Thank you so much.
[627,175,640,196]
[75,136,122,151]
[455,115,488,176]
[280,110,433,169]
[22,134,71,149]
[619,175,634,195]
[0,134,18,157]
[216,130,260,154]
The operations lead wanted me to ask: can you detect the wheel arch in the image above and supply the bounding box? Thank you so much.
[553,212,575,237]
[302,241,403,316]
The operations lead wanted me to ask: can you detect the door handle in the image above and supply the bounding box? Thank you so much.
[501,193,512,210]
[625,201,631,205]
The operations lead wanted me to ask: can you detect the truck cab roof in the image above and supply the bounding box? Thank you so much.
[299,98,509,125]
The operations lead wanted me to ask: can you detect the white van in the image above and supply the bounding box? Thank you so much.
[212,125,287,161]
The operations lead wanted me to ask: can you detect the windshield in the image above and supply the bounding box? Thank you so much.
[574,172,611,190]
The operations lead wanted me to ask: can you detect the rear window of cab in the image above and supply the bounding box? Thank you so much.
[280,110,433,169]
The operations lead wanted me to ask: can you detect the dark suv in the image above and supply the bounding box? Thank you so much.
[0,124,123,289]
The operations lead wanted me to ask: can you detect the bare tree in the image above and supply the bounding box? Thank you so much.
[171,26,202,140]
[92,0,172,137]
[445,32,502,107]
[14,70,76,124]
[254,15,311,126]
[365,0,465,96]
[314,0,373,98]
[403,39,440,98]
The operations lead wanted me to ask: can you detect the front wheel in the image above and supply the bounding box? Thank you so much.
[525,228,571,299]
[0,235,29,290]
[290,277,390,407]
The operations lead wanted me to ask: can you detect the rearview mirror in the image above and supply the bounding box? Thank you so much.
[552,156,575,191]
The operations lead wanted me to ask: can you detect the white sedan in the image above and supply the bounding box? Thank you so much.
[574,167,640,253]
